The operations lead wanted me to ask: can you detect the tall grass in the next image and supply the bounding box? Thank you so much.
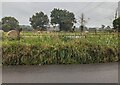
[2,32,119,65]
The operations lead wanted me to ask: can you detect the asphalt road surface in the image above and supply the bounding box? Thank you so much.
[2,62,118,83]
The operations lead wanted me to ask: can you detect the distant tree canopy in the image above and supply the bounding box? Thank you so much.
[2,17,19,32]
[20,25,33,31]
[50,8,76,31]
[101,25,105,29]
[0,21,2,30]
[29,12,49,31]
[113,17,120,32]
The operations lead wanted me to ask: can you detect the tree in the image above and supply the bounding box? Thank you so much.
[2,16,19,32]
[101,25,105,29]
[29,12,49,31]
[0,21,2,30]
[20,25,33,31]
[50,8,76,31]
[113,17,120,32]
[105,26,112,32]
[100,25,105,32]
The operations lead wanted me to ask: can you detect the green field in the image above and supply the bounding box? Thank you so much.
[1,32,119,65]
[2,32,119,46]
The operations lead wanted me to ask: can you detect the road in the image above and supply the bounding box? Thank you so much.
[2,62,118,83]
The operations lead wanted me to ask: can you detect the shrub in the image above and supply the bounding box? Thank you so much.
[2,41,118,65]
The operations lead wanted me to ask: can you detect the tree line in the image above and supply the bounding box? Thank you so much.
[0,8,120,32]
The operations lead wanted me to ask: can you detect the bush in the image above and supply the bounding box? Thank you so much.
[2,40,118,65]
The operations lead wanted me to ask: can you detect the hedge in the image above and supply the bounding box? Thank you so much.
[2,41,119,65]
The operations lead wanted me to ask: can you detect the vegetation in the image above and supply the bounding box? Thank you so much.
[1,8,119,32]
[50,8,76,31]
[2,16,19,32]
[29,12,49,31]
[113,17,120,32]
[1,8,119,65]
[2,32,119,65]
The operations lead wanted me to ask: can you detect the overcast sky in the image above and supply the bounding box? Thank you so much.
[1,2,118,27]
